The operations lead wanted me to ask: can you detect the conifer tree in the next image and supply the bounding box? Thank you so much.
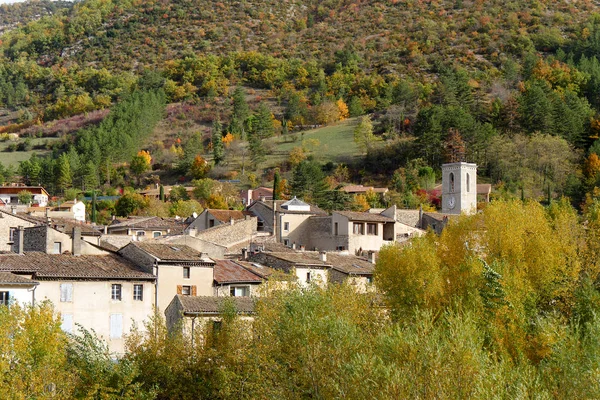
[212,120,225,165]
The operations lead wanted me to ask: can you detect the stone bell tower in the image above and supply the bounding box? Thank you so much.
[441,162,477,215]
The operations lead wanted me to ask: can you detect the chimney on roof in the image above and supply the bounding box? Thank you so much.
[241,247,247,260]
[187,228,197,237]
[368,251,376,264]
[300,245,305,251]
[230,217,234,225]
[11,206,16,215]
[155,183,159,190]
[45,207,49,217]
[16,226,24,255]
[320,251,327,262]
[291,243,296,250]
[72,227,81,256]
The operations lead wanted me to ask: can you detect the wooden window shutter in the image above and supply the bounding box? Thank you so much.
[177,285,183,295]
[192,285,197,296]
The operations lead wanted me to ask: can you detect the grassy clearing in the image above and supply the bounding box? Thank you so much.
[0,137,60,167]
[265,118,362,167]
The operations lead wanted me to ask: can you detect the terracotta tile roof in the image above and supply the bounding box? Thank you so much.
[0,186,49,195]
[235,260,277,279]
[250,200,327,215]
[334,211,395,222]
[477,183,492,194]
[342,185,388,194]
[0,253,154,280]
[207,209,248,223]
[213,259,263,284]
[108,216,188,234]
[176,295,255,314]
[0,272,38,285]
[22,216,102,236]
[325,253,375,275]
[130,242,212,262]
[256,251,375,275]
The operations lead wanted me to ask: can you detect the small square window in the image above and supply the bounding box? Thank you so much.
[153,231,162,238]
[283,239,290,246]
[111,284,122,301]
[133,284,143,301]
[183,267,190,279]
[53,242,62,254]
[283,222,290,231]
[136,231,145,237]
[8,227,16,242]
[306,272,311,283]
[182,285,191,296]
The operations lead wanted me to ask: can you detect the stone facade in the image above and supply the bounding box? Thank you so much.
[442,162,478,215]
[0,211,36,252]
[13,225,108,255]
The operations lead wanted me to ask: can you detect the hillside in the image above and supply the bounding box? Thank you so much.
[0,0,598,208]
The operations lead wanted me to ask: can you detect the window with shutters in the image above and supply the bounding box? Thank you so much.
[133,284,143,301]
[60,283,73,302]
[0,291,8,306]
[53,242,62,254]
[181,285,191,295]
[110,314,123,339]
[61,314,73,334]
[111,284,122,301]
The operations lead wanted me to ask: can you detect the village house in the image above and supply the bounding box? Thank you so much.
[247,249,375,292]
[186,209,250,231]
[0,252,155,354]
[0,271,38,306]
[12,225,109,256]
[0,209,38,252]
[21,200,87,222]
[118,242,215,312]
[341,184,389,201]
[160,215,259,259]
[247,197,327,240]
[165,295,255,335]
[213,259,264,297]
[0,186,50,207]
[240,186,274,206]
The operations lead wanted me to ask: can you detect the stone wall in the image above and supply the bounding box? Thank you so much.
[0,211,36,252]
[194,217,256,247]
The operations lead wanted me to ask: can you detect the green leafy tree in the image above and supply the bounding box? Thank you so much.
[353,115,380,153]
[230,87,250,136]
[17,190,32,205]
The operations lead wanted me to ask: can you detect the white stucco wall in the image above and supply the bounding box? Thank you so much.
[295,267,328,288]
[35,280,154,354]
[0,284,36,305]
[156,265,214,312]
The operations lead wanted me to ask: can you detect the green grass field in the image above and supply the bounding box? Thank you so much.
[0,137,60,167]
[265,118,363,167]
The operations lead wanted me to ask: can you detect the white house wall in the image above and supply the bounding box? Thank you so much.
[35,280,154,355]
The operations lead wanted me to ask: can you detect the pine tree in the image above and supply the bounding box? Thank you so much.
[230,87,250,136]
[273,169,281,200]
[56,154,73,193]
[253,103,275,139]
[212,120,225,165]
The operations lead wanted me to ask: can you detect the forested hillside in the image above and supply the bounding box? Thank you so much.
[0,0,600,209]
